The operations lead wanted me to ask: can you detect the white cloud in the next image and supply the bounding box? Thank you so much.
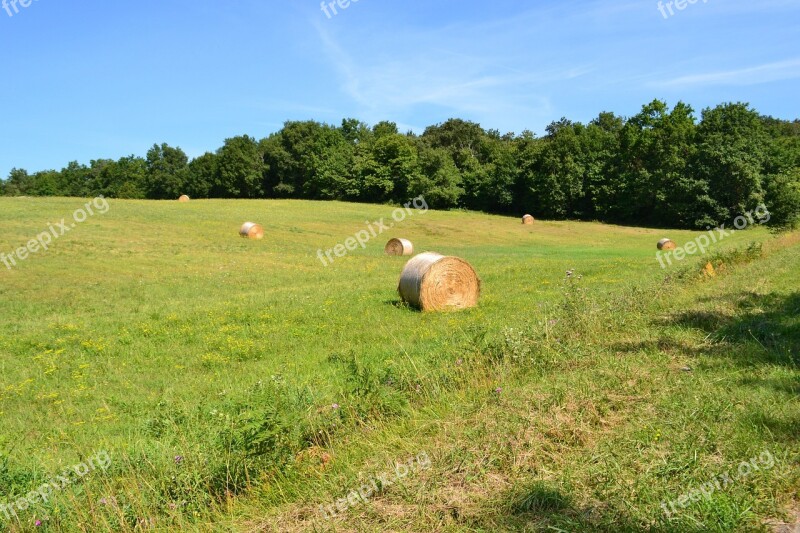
[311,16,592,131]
[655,58,800,88]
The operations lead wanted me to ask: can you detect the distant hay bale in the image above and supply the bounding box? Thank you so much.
[385,238,414,256]
[398,252,480,312]
[239,222,264,240]
[178,195,190,202]
[522,214,535,225]
[657,238,676,251]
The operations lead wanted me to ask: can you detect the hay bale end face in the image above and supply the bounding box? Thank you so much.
[240,222,264,240]
[385,238,414,256]
[522,214,535,225]
[178,195,190,202]
[398,252,480,312]
[657,238,676,251]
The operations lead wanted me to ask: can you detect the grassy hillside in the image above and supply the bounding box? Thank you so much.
[0,198,796,532]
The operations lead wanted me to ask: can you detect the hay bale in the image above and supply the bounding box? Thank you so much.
[398,252,480,312]
[657,238,676,251]
[385,238,414,256]
[240,222,264,240]
[178,195,191,202]
[522,214,535,225]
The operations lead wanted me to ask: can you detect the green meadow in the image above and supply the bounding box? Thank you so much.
[0,197,797,532]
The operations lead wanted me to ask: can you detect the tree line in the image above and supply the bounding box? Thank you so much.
[3,99,799,229]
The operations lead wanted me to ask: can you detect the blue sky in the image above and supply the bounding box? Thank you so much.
[0,0,798,178]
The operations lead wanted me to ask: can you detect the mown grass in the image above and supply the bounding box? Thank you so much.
[0,197,796,532]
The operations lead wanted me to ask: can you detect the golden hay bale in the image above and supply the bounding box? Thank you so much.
[385,238,414,256]
[657,238,677,251]
[239,222,264,240]
[522,214,535,225]
[398,252,480,312]
[178,195,191,202]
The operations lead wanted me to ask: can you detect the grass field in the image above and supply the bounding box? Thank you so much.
[0,197,797,532]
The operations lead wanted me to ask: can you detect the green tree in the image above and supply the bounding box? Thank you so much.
[214,136,266,198]
[695,103,767,221]
[59,161,91,197]
[82,159,115,197]
[263,121,354,200]
[762,117,800,176]
[517,118,584,219]
[3,103,793,230]
[513,132,544,216]
[422,119,518,212]
[187,152,218,199]
[28,170,63,196]
[615,101,722,227]
[422,119,486,173]
[462,137,517,213]
[764,168,800,230]
[2,168,33,196]
[409,144,463,208]
[340,118,373,145]
[107,156,147,198]
[144,143,189,199]
[354,133,419,203]
[580,112,623,221]
[373,121,399,140]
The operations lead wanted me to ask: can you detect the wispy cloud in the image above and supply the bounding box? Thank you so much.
[311,16,591,130]
[655,58,800,88]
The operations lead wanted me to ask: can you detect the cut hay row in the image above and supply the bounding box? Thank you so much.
[398,252,480,312]
[385,238,414,256]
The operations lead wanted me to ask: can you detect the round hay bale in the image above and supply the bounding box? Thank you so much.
[657,238,676,251]
[178,195,191,202]
[385,238,414,256]
[522,214,535,225]
[240,222,264,240]
[398,252,480,312]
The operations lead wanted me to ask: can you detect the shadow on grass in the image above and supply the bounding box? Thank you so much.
[612,291,799,368]
[669,291,800,367]
[609,291,799,446]
[466,480,714,532]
